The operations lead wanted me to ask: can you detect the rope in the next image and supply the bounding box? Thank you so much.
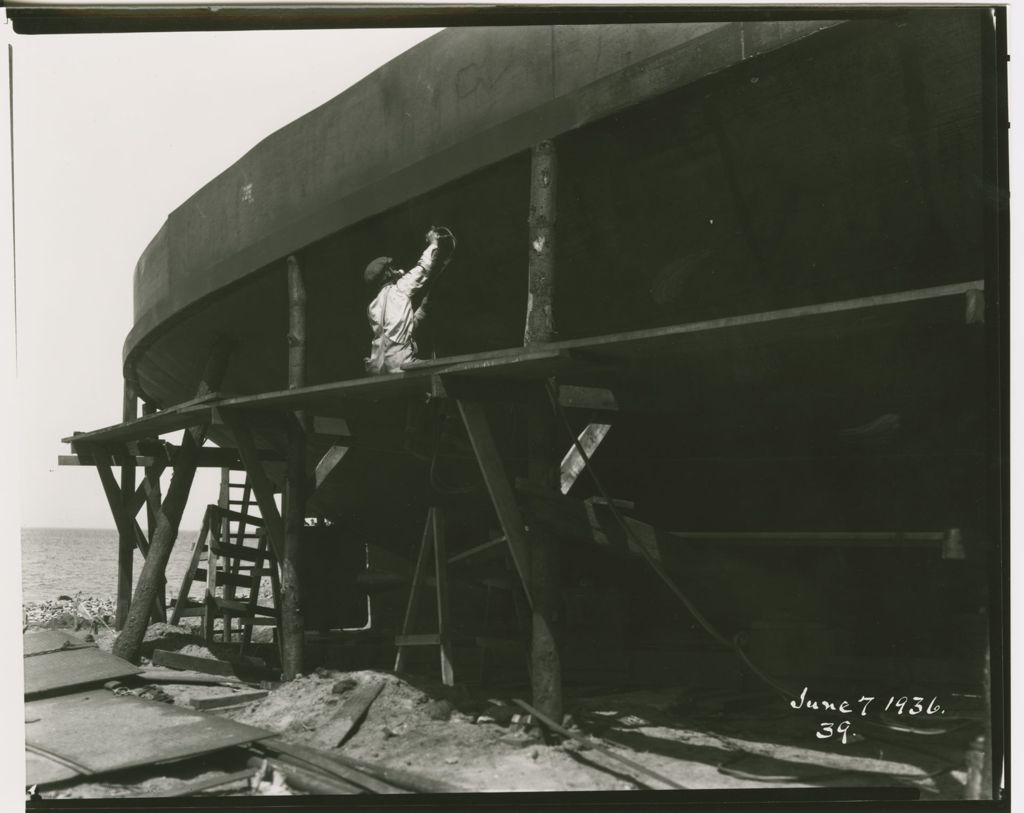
[543,380,798,702]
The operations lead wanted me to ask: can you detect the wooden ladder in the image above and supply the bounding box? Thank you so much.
[170,468,281,655]
[393,507,455,686]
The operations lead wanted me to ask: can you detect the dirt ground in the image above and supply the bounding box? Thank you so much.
[26,618,981,800]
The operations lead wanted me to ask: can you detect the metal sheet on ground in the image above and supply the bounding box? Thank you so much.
[23,634,140,696]
[24,689,272,786]
[25,749,82,786]
[24,630,91,656]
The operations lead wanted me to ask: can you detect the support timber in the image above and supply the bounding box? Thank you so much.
[523,139,562,724]
[112,340,231,663]
[282,254,308,680]
[116,381,138,628]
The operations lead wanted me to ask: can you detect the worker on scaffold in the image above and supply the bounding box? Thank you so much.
[363,226,456,375]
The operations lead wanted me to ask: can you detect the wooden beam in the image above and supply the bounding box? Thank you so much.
[91,453,134,630]
[311,681,384,750]
[64,402,215,446]
[432,509,454,687]
[112,427,204,663]
[557,385,621,412]
[314,445,349,492]
[169,511,210,627]
[282,254,307,681]
[311,415,350,437]
[559,422,612,494]
[142,398,167,623]
[119,381,139,630]
[58,454,157,467]
[187,690,269,710]
[447,535,506,565]
[112,339,231,663]
[59,448,266,469]
[207,505,266,526]
[524,140,556,345]
[394,514,434,674]
[554,280,985,362]
[518,483,663,563]
[456,400,532,607]
[221,410,285,562]
[525,387,562,727]
[523,138,562,725]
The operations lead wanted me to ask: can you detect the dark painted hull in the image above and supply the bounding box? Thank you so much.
[127,12,990,595]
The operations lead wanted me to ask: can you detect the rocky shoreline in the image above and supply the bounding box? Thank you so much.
[23,594,117,631]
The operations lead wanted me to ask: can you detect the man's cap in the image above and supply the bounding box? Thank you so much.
[364,256,394,286]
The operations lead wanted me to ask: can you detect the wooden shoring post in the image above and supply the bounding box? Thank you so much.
[112,427,205,663]
[523,139,562,724]
[139,399,166,622]
[432,508,455,686]
[394,513,435,673]
[282,253,308,681]
[115,380,138,628]
[142,403,167,623]
[282,417,307,680]
[112,340,231,663]
[525,387,562,725]
[91,450,163,625]
[524,140,557,346]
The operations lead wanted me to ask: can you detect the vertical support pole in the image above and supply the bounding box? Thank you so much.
[113,341,231,664]
[394,514,435,673]
[142,402,167,624]
[524,140,562,724]
[526,390,562,724]
[432,508,455,686]
[112,429,204,663]
[282,255,307,680]
[217,467,232,642]
[524,140,557,346]
[115,380,138,629]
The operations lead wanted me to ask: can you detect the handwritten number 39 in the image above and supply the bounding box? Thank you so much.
[816,720,852,744]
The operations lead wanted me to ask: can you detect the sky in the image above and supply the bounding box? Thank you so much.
[7,23,438,531]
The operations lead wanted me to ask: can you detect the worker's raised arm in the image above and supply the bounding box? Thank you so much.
[395,226,456,297]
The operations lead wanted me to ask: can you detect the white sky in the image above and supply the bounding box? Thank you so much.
[7,23,438,531]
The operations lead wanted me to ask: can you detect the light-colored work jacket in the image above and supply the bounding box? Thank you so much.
[365,246,442,374]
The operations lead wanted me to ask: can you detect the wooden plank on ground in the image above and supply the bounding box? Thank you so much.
[310,680,385,749]
[187,689,269,709]
[151,649,239,677]
[23,630,94,656]
[24,689,272,787]
[25,748,81,786]
[24,632,139,696]
[258,738,403,794]
[136,667,248,687]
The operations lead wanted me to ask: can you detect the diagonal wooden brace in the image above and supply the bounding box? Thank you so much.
[218,409,286,563]
[455,399,534,609]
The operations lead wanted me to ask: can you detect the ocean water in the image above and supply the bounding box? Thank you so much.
[20,527,204,604]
